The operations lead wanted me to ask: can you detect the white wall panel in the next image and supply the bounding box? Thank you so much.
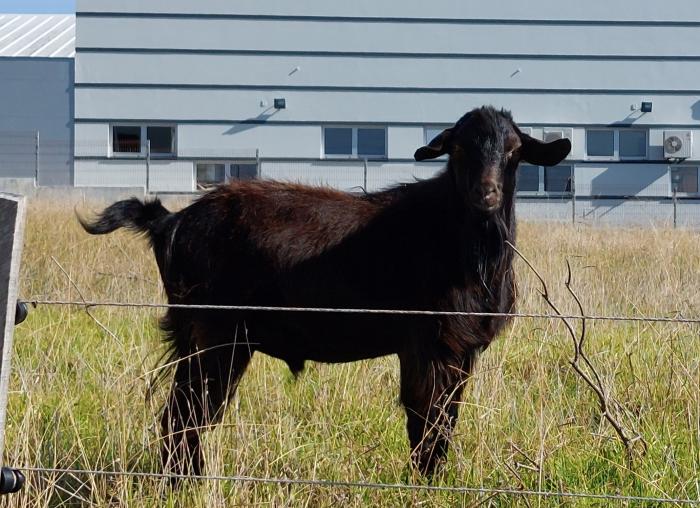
[76,53,700,92]
[76,18,700,57]
[75,88,700,126]
[76,0,700,23]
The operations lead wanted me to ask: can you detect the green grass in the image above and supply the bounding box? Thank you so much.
[3,201,700,506]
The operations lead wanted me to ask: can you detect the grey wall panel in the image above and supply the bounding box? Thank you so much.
[74,88,700,126]
[74,159,194,191]
[75,53,700,92]
[0,59,73,185]
[76,17,700,57]
[76,0,700,23]
[574,164,670,197]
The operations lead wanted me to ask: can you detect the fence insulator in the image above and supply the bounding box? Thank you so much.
[0,467,24,495]
[14,302,28,326]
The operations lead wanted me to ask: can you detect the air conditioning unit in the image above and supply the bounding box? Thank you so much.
[663,130,692,159]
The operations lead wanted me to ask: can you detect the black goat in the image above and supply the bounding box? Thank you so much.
[79,106,571,478]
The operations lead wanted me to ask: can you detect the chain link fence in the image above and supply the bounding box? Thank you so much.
[1,135,699,228]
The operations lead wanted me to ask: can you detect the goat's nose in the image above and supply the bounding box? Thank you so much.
[482,186,499,206]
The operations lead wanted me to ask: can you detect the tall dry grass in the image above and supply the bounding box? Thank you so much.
[3,200,699,506]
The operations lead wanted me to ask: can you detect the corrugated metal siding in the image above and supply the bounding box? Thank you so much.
[0,14,75,58]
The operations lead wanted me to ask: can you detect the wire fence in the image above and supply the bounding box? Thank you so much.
[21,298,700,325]
[12,297,700,503]
[19,466,700,505]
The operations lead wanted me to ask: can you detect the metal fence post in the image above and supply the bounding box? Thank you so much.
[0,193,27,494]
[672,186,678,229]
[256,149,260,179]
[363,158,368,192]
[145,140,151,194]
[571,167,576,224]
[34,131,39,187]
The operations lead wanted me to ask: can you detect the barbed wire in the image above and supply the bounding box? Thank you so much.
[20,466,700,504]
[21,298,700,324]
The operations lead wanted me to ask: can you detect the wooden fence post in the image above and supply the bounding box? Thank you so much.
[0,193,27,494]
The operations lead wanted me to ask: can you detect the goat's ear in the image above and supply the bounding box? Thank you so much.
[414,128,453,161]
[519,132,572,167]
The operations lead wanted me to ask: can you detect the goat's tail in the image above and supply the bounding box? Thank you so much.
[77,197,171,237]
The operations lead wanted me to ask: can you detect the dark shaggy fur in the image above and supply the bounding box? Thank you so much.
[79,106,571,478]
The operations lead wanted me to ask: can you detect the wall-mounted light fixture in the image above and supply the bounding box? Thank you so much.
[274,98,286,109]
[641,101,653,113]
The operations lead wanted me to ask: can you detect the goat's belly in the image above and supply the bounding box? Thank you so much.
[249,313,433,363]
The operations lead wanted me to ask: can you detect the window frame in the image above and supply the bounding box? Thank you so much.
[670,166,700,197]
[543,164,574,195]
[146,125,177,157]
[322,125,387,160]
[515,164,543,195]
[109,124,177,158]
[194,160,259,189]
[585,128,648,161]
[618,129,648,161]
[585,129,616,161]
[516,164,574,197]
[110,124,143,158]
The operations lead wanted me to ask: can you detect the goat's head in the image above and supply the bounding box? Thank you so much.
[414,106,571,215]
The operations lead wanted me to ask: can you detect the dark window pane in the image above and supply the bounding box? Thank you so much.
[113,126,141,153]
[147,126,174,154]
[619,130,646,158]
[196,163,226,185]
[586,130,614,157]
[672,167,698,193]
[231,163,257,180]
[324,128,352,155]
[357,128,386,157]
[545,165,572,192]
[517,164,540,192]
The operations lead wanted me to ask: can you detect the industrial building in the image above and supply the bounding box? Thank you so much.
[1,1,700,225]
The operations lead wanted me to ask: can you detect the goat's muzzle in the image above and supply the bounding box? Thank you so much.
[472,182,503,213]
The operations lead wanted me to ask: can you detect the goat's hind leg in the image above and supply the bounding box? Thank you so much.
[160,324,253,479]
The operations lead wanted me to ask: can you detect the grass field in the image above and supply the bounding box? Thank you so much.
[3,201,700,506]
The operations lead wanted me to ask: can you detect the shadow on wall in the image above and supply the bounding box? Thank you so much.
[692,101,700,121]
[588,166,667,197]
[224,108,279,136]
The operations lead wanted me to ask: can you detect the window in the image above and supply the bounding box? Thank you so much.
[112,126,141,153]
[517,164,540,192]
[545,165,572,193]
[517,164,573,195]
[324,128,353,156]
[671,167,699,194]
[196,161,258,188]
[358,128,386,157]
[323,126,387,159]
[586,130,615,157]
[111,124,176,156]
[618,130,647,158]
[147,126,175,155]
[586,129,647,160]
[196,163,226,186]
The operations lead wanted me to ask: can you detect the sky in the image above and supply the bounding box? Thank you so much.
[0,0,75,13]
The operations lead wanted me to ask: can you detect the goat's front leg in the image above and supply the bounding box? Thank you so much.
[399,351,475,477]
